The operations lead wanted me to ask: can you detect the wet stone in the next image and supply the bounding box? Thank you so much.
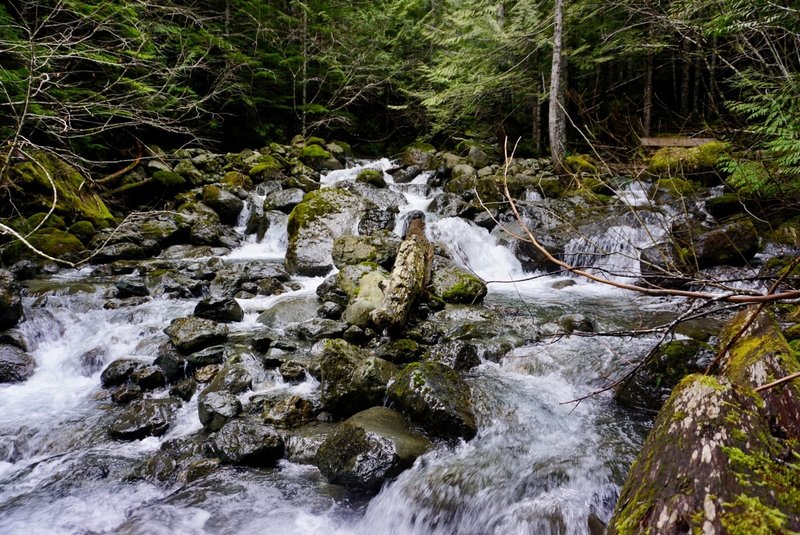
[0,344,35,383]
[100,358,144,388]
[169,377,197,402]
[110,385,143,404]
[210,419,284,466]
[108,398,181,440]
[279,361,307,383]
[131,365,166,390]
[194,297,244,323]
[114,280,149,298]
[198,390,242,431]
[79,347,108,376]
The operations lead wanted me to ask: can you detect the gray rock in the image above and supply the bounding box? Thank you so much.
[164,316,229,354]
[198,390,242,431]
[466,146,489,169]
[392,165,422,184]
[202,185,244,225]
[387,361,477,440]
[131,365,166,390]
[211,419,284,465]
[100,358,144,387]
[263,188,305,213]
[343,270,388,328]
[427,340,480,371]
[0,344,35,383]
[108,398,181,440]
[115,280,149,298]
[358,208,396,235]
[429,256,487,304]
[332,231,400,269]
[315,406,432,491]
[262,395,317,428]
[285,318,348,342]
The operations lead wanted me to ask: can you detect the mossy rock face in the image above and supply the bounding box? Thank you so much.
[647,141,728,182]
[429,256,487,305]
[221,171,252,189]
[336,262,384,300]
[533,176,566,199]
[248,156,286,181]
[608,374,800,534]
[344,270,388,328]
[655,177,701,197]
[285,188,371,276]
[402,142,438,170]
[763,217,800,247]
[315,406,432,491]
[202,185,244,225]
[690,219,759,268]
[386,361,477,440]
[23,212,66,231]
[8,152,114,228]
[2,228,85,264]
[299,144,334,170]
[563,154,598,174]
[332,231,400,269]
[444,172,477,196]
[615,339,711,411]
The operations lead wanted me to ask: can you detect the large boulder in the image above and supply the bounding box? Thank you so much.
[319,339,397,417]
[202,185,244,225]
[210,418,284,465]
[690,219,759,268]
[429,256,487,304]
[0,270,23,330]
[194,297,244,323]
[315,406,432,491]
[386,361,477,440]
[0,344,36,383]
[285,188,371,276]
[344,270,389,328]
[164,316,229,354]
[198,390,242,431]
[263,188,305,214]
[108,398,181,440]
[332,231,400,269]
[401,142,438,170]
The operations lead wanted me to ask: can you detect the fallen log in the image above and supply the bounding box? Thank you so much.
[370,211,432,333]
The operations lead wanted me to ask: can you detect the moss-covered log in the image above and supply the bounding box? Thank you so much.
[609,308,800,534]
[369,215,432,332]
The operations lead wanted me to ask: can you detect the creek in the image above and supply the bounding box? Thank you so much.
[0,159,680,534]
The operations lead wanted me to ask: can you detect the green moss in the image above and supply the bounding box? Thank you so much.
[300,144,332,162]
[151,170,186,188]
[440,274,486,304]
[721,495,790,535]
[2,228,86,264]
[249,156,283,178]
[564,154,598,174]
[307,136,326,147]
[68,220,95,243]
[222,171,252,189]
[657,177,701,196]
[356,168,385,187]
[648,142,729,177]
[405,141,436,153]
[9,152,115,228]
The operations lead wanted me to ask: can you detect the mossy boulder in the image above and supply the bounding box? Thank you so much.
[151,170,187,189]
[402,142,438,170]
[249,156,286,182]
[386,361,477,440]
[655,177,701,197]
[429,256,487,304]
[319,339,397,417]
[563,154,598,174]
[67,220,96,243]
[356,168,386,188]
[2,228,86,264]
[210,418,284,466]
[0,270,23,330]
[221,170,252,189]
[690,219,759,268]
[300,144,337,171]
[202,185,244,225]
[344,270,389,328]
[615,339,710,411]
[332,231,400,269]
[164,316,229,355]
[285,188,371,276]
[8,152,114,228]
[315,406,432,491]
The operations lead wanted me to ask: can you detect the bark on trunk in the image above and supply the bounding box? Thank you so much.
[370,233,432,333]
[548,0,566,172]
[643,52,653,138]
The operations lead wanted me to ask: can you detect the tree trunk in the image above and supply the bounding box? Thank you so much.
[548,0,566,172]
[370,233,432,333]
[532,96,542,156]
[643,52,653,137]
[680,40,691,119]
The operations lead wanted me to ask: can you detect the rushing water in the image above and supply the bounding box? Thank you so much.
[0,159,670,534]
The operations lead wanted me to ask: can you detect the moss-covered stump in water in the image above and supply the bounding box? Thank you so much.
[609,374,800,534]
[370,212,432,332]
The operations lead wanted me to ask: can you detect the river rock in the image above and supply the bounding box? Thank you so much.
[108,398,181,440]
[202,185,244,224]
[375,339,424,364]
[202,359,253,396]
[401,143,437,170]
[315,406,432,491]
[263,188,305,213]
[319,339,397,417]
[344,270,389,328]
[194,297,244,323]
[429,256,487,304]
[466,146,489,169]
[392,165,422,184]
[100,358,144,387]
[0,270,23,329]
[387,361,477,440]
[0,344,36,383]
[427,340,481,371]
[285,188,371,276]
[198,390,242,431]
[164,316,229,354]
[114,280,149,298]
[690,219,759,268]
[358,207,396,235]
[332,231,400,269]
[131,365,166,390]
[615,340,710,411]
[210,418,284,465]
[282,422,337,464]
[262,395,317,428]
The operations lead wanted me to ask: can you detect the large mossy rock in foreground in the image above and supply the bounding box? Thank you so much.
[315,407,432,491]
[285,188,371,276]
[429,256,487,304]
[609,309,800,534]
